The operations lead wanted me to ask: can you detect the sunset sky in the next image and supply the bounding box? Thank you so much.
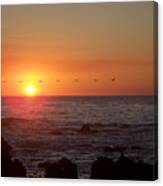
[2,2,156,96]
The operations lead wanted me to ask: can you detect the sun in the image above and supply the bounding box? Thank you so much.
[25,85,36,96]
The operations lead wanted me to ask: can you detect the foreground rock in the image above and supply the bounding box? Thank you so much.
[39,157,78,178]
[91,157,115,179]
[1,137,26,177]
[90,154,157,180]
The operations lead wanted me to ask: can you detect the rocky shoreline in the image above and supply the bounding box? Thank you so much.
[1,137,157,180]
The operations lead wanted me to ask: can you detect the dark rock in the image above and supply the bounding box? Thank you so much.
[78,124,96,134]
[1,137,26,177]
[58,158,78,178]
[90,154,157,180]
[1,137,12,157]
[114,154,138,179]
[90,157,114,179]
[135,160,158,180]
[39,157,78,178]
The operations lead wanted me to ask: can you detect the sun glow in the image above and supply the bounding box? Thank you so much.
[25,85,36,96]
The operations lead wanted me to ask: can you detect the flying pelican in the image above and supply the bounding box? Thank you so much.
[2,80,7,83]
[93,78,98,83]
[56,79,60,82]
[111,78,116,82]
[38,80,43,83]
[18,80,24,83]
[74,79,79,82]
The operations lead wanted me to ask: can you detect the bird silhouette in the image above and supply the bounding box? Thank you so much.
[38,80,43,83]
[111,78,116,82]
[74,79,79,82]
[56,79,60,82]
[93,79,98,83]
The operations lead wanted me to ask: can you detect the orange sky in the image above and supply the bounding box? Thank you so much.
[1,2,156,96]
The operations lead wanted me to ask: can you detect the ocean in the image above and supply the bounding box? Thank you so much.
[1,96,157,178]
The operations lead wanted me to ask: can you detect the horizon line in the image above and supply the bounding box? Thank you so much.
[1,94,157,97]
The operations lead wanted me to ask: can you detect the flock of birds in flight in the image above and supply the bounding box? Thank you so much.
[2,78,116,84]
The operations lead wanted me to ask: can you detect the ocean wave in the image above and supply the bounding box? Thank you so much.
[1,117,155,125]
